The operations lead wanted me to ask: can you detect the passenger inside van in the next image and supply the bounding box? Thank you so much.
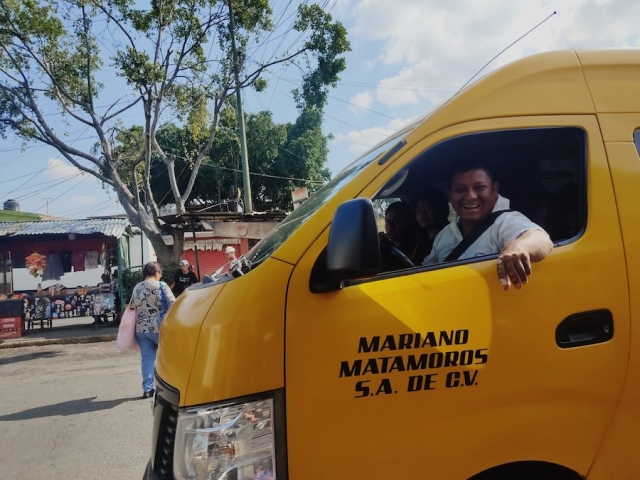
[422,163,553,290]
[379,201,420,269]
[414,188,450,259]
[315,127,584,292]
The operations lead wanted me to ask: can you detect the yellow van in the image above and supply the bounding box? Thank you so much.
[146,49,640,480]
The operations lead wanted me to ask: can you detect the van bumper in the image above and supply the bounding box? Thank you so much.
[144,461,160,480]
[148,374,180,480]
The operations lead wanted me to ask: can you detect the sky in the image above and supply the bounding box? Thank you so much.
[1,0,640,219]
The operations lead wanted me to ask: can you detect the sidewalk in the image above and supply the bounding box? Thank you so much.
[0,317,118,349]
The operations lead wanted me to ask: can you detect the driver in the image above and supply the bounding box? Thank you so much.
[422,163,553,290]
[380,201,420,263]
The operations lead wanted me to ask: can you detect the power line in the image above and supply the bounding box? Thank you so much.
[275,90,389,138]
[0,167,52,199]
[323,114,390,138]
[14,173,85,201]
[247,0,294,58]
[1,172,84,196]
[67,200,122,219]
[0,160,77,185]
[55,198,118,218]
[278,78,458,92]
[30,176,91,214]
[326,94,396,119]
[0,124,93,202]
[218,165,324,184]
[271,75,397,120]
[0,136,96,154]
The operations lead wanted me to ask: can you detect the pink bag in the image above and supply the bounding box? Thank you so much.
[116,305,139,352]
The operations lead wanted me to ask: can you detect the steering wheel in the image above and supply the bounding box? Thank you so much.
[379,235,415,269]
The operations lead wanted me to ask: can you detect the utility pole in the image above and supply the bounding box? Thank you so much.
[228,1,253,214]
[42,196,52,215]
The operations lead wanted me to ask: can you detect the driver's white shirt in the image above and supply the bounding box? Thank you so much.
[422,195,544,265]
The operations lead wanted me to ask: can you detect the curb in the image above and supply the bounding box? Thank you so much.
[0,333,117,349]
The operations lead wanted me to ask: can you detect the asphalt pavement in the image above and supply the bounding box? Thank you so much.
[0,341,152,479]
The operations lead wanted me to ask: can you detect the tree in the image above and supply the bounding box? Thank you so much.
[0,0,350,265]
[147,104,331,211]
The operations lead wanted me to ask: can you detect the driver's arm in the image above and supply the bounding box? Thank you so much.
[497,229,553,290]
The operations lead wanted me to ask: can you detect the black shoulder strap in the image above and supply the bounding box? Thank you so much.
[444,210,512,262]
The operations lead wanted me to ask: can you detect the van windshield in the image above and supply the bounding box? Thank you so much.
[245,132,411,269]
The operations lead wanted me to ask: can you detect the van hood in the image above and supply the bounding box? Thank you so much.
[155,257,293,407]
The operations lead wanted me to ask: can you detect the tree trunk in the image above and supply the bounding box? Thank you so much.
[114,189,185,269]
[144,227,184,268]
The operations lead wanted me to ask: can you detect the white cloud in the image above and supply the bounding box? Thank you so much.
[71,195,96,205]
[348,91,374,114]
[328,0,640,171]
[45,158,86,179]
[348,0,640,108]
[332,117,414,156]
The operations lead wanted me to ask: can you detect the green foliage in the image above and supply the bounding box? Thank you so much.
[120,267,143,304]
[0,0,350,264]
[114,47,166,88]
[144,104,331,211]
[292,4,350,108]
[120,264,178,304]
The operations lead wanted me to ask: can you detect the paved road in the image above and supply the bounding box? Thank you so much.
[0,342,151,480]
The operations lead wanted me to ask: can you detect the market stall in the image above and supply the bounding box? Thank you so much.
[0,217,132,335]
[22,288,117,330]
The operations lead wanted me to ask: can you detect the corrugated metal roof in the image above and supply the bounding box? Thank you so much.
[0,218,131,238]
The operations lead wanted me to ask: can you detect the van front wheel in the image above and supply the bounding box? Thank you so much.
[469,461,583,480]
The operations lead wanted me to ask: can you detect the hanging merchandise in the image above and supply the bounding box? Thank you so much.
[25,252,47,278]
[85,250,100,270]
[100,243,107,266]
[60,250,72,273]
[43,252,64,281]
[72,250,86,272]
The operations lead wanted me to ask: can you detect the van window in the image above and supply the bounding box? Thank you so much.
[372,127,586,274]
[634,129,640,156]
[244,131,413,269]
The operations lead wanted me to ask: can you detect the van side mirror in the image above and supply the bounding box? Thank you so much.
[327,198,380,281]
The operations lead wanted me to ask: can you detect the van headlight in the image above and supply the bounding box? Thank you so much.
[174,397,276,480]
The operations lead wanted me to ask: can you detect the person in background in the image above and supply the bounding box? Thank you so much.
[381,201,419,260]
[169,259,199,297]
[131,261,176,398]
[223,246,239,270]
[111,269,121,323]
[413,188,450,261]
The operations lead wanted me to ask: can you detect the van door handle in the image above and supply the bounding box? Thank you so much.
[555,309,614,349]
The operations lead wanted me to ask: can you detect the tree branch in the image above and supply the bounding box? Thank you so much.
[100,96,142,125]
[0,59,112,184]
[239,47,310,90]
[180,95,224,202]
[50,89,94,127]
[163,154,183,212]
[15,39,92,111]
[87,0,137,50]
[81,5,94,110]
[141,101,162,226]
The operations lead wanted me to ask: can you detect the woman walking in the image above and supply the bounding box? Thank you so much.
[131,261,175,398]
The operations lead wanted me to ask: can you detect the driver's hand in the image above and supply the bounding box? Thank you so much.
[497,241,532,291]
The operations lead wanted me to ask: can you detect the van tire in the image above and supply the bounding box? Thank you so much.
[468,461,583,480]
